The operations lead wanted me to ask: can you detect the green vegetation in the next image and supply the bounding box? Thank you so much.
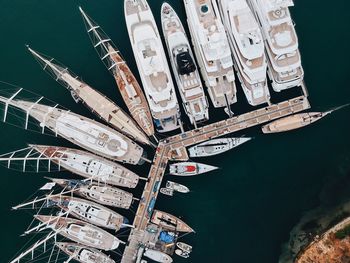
[335,224,350,239]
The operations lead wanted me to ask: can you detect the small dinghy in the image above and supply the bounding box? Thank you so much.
[176,242,192,253]
[175,249,189,259]
[169,162,218,176]
[188,137,252,157]
[166,181,189,193]
[143,248,173,263]
[160,187,174,196]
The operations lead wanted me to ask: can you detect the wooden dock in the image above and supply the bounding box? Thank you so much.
[121,96,310,262]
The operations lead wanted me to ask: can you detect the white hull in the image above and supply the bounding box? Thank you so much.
[32,145,140,188]
[125,0,181,132]
[188,137,252,157]
[166,181,190,193]
[218,0,270,106]
[144,249,173,263]
[248,0,304,91]
[169,162,218,176]
[184,0,237,108]
[161,3,209,124]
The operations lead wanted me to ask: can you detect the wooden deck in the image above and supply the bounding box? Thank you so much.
[121,96,310,262]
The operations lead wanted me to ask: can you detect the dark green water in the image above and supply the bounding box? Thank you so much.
[0,0,350,262]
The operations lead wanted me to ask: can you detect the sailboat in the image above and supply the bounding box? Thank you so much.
[125,0,181,133]
[0,145,142,188]
[79,7,155,139]
[169,162,218,176]
[151,210,194,233]
[161,2,209,126]
[34,215,123,251]
[48,178,134,209]
[0,91,145,165]
[46,195,128,231]
[56,242,116,263]
[27,46,151,146]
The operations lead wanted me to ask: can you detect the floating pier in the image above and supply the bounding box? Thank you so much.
[121,95,310,262]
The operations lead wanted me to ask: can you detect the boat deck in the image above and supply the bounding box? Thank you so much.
[121,95,310,262]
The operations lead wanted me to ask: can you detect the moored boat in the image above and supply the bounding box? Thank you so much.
[218,0,270,106]
[31,145,141,188]
[160,187,174,197]
[48,178,134,209]
[175,249,189,259]
[184,0,237,108]
[166,181,190,193]
[35,215,122,251]
[176,242,193,253]
[169,162,218,176]
[261,111,332,134]
[151,210,194,233]
[47,196,128,231]
[0,94,145,165]
[56,242,116,263]
[248,0,304,91]
[125,0,181,133]
[188,137,252,157]
[161,2,209,126]
[79,7,155,139]
[27,47,150,146]
[144,248,173,263]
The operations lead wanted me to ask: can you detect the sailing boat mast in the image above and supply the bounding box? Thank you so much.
[79,7,156,140]
[27,46,151,146]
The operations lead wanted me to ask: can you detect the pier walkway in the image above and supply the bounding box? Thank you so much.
[121,96,310,262]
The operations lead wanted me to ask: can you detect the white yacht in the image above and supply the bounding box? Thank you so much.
[125,0,181,132]
[218,0,270,106]
[35,216,122,251]
[169,162,218,176]
[0,95,145,165]
[161,2,209,125]
[188,137,252,157]
[49,178,134,209]
[47,196,128,231]
[184,0,237,109]
[248,0,304,91]
[31,145,141,188]
[144,249,173,263]
[56,242,116,263]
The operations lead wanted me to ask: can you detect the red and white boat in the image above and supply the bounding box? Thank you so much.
[169,162,218,176]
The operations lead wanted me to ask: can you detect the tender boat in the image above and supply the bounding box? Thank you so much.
[166,181,190,193]
[151,210,194,233]
[79,7,155,139]
[56,242,116,263]
[160,187,174,196]
[176,242,193,253]
[175,249,190,259]
[0,95,145,165]
[125,0,181,133]
[161,2,209,126]
[169,162,218,176]
[47,196,128,231]
[35,215,122,251]
[248,0,304,91]
[218,0,270,106]
[144,249,173,263]
[188,137,252,157]
[184,0,237,108]
[27,47,150,146]
[262,111,332,133]
[31,145,141,188]
[48,178,134,209]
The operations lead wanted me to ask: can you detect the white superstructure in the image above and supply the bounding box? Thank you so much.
[184,0,237,108]
[0,96,145,165]
[249,0,304,91]
[219,0,270,106]
[161,3,209,126]
[125,0,181,132]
